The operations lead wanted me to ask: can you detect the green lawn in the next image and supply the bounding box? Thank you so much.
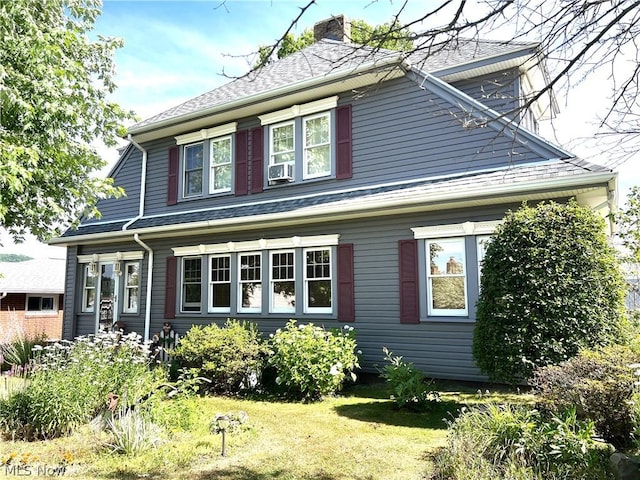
[0,380,528,480]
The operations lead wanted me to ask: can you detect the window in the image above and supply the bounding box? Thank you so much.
[210,136,232,193]
[476,236,491,288]
[82,265,96,313]
[303,113,331,178]
[270,121,295,166]
[181,257,202,312]
[123,262,140,314]
[271,251,295,313]
[260,96,340,185]
[183,143,204,197]
[239,253,262,313]
[209,255,231,312]
[426,238,468,316]
[26,295,56,312]
[304,248,332,313]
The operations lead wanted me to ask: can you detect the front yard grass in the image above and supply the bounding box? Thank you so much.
[0,380,529,480]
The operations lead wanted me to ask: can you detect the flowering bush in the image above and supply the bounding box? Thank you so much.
[0,332,164,440]
[266,320,360,401]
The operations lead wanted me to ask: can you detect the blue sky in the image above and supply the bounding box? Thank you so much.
[2,0,639,256]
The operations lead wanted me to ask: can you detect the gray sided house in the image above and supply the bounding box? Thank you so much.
[51,17,617,381]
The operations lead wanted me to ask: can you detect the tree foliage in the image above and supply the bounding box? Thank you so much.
[473,201,627,384]
[0,0,134,242]
[613,186,640,262]
[257,18,414,66]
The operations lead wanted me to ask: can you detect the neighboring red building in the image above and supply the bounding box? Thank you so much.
[0,258,65,340]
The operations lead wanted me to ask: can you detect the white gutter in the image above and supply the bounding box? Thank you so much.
[122,135,148,230]
[50,170,616,245]
[133,234,153,342]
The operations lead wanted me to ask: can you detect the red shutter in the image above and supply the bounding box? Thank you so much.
[251,127,264,193]
[399,240,420,324]
[235,130,248,196]
[337,243,355,322]
[336,105,352,179]
[167,146,179,205]
[164,256,177,319]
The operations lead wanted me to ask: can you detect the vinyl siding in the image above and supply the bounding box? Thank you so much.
[96,147,143,223]
[69,201,561,380]
[111,75,552,220]
[452,68,521,120]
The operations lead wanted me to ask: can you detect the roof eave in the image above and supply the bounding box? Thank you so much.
[51,170,615,247]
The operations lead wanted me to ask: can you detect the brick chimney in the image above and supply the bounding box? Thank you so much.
[313,15,351,42]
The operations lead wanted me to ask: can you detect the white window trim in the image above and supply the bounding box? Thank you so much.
[175,122,237,145]
[209,135,233,194]
[209,254,231,313]
[172,234,340,257]
[82,265,96,313]
[78,251,144,263]
[183,142,204,198]
[303,112,332,180]
[122,261,140,314]
[269,120,295,167]
[426,238,468,317]
[259,96,338,126]
[270,249,296,314]
[413,220,502,239]
[238,252,262,314]
[303,247,333,314]
[25,294,58,316]
[181,256,202,313]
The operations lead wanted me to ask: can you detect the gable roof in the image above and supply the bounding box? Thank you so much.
[128,38,542,142]
[0,258,66,294]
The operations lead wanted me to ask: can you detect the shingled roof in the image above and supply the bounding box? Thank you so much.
[131,37,539,133]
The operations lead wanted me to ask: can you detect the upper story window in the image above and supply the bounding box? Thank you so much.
[260,97,338,185]
[175,122,237,200]
[184,143,204,197]
[304,113,331,178]
[210,136,232,193]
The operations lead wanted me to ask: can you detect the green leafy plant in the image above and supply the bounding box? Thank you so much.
[378,347,440,411]
[210,411,249,435]
[172,320,267,395]
[266,320,360,401]
[0,332,164,440]
[431,404,612,480]
[473,200,628,383]
[105,408,163,455]
[533,344,639,448]
[0,332,47,374]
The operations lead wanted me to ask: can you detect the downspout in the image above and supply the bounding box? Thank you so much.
[122,134,148,230]
[126,136,153,341]
[134,234,153,342]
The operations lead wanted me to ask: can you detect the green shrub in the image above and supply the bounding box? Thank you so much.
[267,320,360,401]
[431,404,612,480]
[0,332,163,440]
[172,320,266,395]
[533,344,639,448]
[378,347,440,411]
[473,200,627,384]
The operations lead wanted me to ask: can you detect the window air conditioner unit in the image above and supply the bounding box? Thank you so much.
[268,163,294,182]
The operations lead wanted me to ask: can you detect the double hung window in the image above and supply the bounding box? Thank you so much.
[426,239,468,316]
[270,251,295,313]
[210,136,232,193]
[209,255,231,312]
[184,143,204,197]
[123,262,140,313]
[239,253,262,313]
[182,257,202,312]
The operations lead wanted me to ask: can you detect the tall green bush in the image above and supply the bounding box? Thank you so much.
[172,320,267,394]
[473,200,627,383]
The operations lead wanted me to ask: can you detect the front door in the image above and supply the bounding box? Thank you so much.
[96,263,119,333]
